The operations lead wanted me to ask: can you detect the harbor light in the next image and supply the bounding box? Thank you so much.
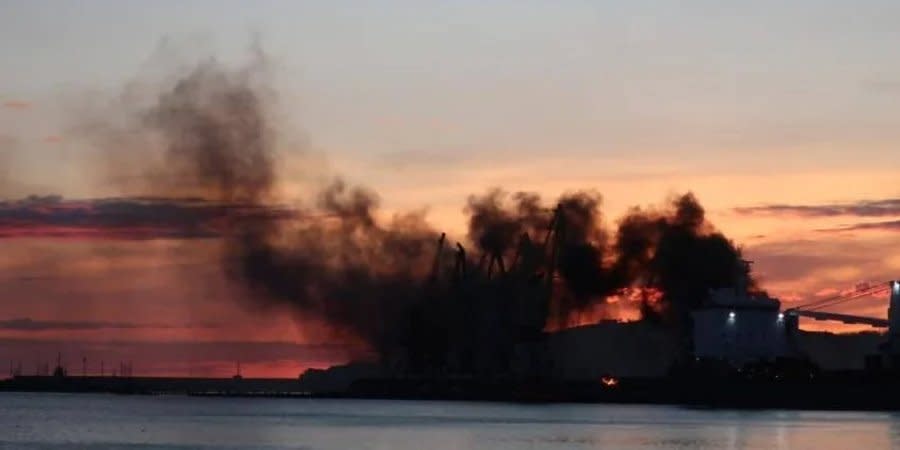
[727,311,736,324]
[777,312,784,322]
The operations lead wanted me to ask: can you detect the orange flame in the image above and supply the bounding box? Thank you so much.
[546,287,663,331]
[600,376,619,387]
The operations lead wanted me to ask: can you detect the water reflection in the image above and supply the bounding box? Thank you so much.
[2,393,900,449]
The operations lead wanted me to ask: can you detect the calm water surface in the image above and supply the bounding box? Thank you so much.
[2,392,900,449]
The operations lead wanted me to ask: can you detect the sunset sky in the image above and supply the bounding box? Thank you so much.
[2,1,899,377]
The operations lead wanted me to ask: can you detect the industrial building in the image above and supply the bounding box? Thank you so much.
[691,284,795,364]
[687,279,900,370]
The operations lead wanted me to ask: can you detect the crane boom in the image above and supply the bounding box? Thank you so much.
[785,309,889,328]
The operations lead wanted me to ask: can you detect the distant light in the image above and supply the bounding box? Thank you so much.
[778,312,784,322]
[729,311,736,319]
[893,281,900,294]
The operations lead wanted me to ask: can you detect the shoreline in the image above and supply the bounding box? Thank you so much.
[5,373,900,412]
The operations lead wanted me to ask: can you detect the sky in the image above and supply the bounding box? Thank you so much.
[1,0,899,377]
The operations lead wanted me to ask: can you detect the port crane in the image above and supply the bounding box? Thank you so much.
[784,281,898,329]
[781,281,900,367]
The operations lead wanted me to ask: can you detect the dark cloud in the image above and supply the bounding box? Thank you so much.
[0,318,220,331]
[0,195,293,240]
[818,220,900,233]
[735,198,900,218]
[742,235,898,320]
[745,237,896,286]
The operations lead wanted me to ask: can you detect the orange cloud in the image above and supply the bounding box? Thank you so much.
[3,100,30,110]
[43,135,62,144]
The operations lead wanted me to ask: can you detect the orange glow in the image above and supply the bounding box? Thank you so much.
[546,287,663,331]
[600,376,619,387]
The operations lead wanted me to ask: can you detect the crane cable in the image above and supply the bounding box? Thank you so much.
[791,281,891,311]
[797,286,884,311]
[804,285,889,311]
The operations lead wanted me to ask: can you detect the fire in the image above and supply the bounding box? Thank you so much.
[545,287,663,331]
[600,376,619,387]
[620,286,663,303]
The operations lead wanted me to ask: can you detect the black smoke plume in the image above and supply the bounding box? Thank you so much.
[464,190,751,326]
[89,56,755,371]
[129,60,447,357]
[612,194,754,322]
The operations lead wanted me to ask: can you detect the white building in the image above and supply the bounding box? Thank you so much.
[691,286,795,365]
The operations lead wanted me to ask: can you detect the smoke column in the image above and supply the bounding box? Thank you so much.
[86,55,755,365]
[464,189,752,326]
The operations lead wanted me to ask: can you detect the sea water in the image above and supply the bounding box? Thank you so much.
[2,392,900,449]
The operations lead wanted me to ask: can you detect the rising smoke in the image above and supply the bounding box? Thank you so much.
[464,189,753,326]
[85,55,754,366]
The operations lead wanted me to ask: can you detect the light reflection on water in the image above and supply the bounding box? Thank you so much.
[1,392,900,449]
